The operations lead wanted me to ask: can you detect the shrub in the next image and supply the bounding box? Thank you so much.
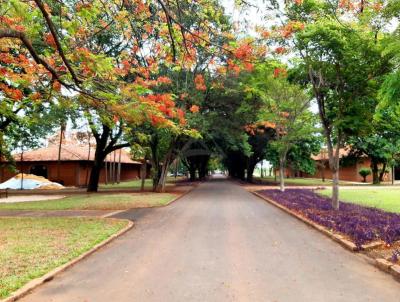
[359,168,371,182]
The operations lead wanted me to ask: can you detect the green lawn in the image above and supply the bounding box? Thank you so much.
[319,188,400,213]
[100,178,180,190]
[0,193,177,211]
[0,217,127,299]
[100,179,153,190]
[258,176,356,186]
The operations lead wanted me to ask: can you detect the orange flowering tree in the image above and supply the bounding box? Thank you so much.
[0,0,262,191]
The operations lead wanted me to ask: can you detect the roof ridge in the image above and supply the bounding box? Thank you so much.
[10,142,141,164]
[46,142,85,160]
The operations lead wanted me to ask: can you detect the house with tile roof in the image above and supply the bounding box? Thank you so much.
[0,134,147,187]
[282,148,395,183]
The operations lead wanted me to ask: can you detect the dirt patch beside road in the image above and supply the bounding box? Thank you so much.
[0,195,65,203]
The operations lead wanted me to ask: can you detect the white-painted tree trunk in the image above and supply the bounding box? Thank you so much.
[279,153,287,192]
[331,167,340,210]
[279,163,285,192]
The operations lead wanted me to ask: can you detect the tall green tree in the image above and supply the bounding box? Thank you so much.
[246,63,317,191]
[283,1,392,208]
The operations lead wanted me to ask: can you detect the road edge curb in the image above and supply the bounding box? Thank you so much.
[0,184,198,218]
[251,191,400,282]
[251,191,357,251]
[116,183,198,211]
[163,183,198,207]
[2,219,134,302]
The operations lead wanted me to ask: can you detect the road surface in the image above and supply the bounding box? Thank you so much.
[21,180,400,302]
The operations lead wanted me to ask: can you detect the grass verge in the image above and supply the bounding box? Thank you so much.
[100,179,153,190]
[0,193,177,211]
[319,188,400,213]
[99,177,184,190]
[0,217,127,299]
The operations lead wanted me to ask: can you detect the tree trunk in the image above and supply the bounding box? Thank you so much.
[189,165,196,181]
[86,122,129,192]
[321,162,325,182]
[331,167,340,210]
[279,154,287,192]
[237,167,245,180]
[117,149,122,184]
[246,161,256,183]
[155,146,174,193]
[149,133,160,192]
[87,132,108,192]
[184,157,197,181]
[85,132,91,187]
[112,150,116,184]
[371,161,379,184]
[156,161,169,193]
[109,153,113,184]
[151,158,161,191]
[174,159,178,178]
[309,70,342,210]
[105,155,108,185]
[279,162,285,192]
[87,153,105,192]
[198,156,209,180]
[140,161,146,191]
[379,162,387,182]
[20,148,24,190]
[326,139,341,210]
[57,123,65,182]
[260,161,264,178]
[392,166,395,185]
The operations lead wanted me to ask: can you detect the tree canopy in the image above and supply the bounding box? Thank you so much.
[2,0,400,208]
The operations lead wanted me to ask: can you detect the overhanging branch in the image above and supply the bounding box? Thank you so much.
[33,0,82,86]
[0,29,71,88]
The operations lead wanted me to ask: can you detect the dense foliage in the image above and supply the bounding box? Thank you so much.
[2,0,400,204]
[0,0,257,191]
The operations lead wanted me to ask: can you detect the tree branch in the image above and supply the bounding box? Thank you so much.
[0,29,72,88]
[156,0,234,55]
[159,1,177,61]
[0,30,107,102]
[108,142,130,153]
[175,0,191,56]
[87,117,100,142]
[33,0,82,85]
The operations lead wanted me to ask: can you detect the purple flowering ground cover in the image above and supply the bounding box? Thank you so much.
[258,189,400,248]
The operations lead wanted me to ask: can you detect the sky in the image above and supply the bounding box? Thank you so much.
[221,0,270,32]
[221,0,322,114]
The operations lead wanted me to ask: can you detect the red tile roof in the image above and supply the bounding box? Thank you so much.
[12,143,140,164]
[312,148,351,161]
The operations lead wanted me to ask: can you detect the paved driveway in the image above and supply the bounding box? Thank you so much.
[20,180,400,302]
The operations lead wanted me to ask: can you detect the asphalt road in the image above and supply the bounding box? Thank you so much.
[21,179,400,302]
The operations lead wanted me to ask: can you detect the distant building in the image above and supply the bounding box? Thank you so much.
[0,136,147,187]
[282,148,396,183]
